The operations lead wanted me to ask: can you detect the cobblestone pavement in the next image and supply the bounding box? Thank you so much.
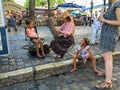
[0,59,120,90]
[0,26,120,90]
[0,26,120,73]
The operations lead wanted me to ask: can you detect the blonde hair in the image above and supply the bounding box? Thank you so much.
[61,11,75,34]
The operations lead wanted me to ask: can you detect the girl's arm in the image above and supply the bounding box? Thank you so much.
[26,29,30,37]
[87,48,92,58]
[76,45,83,55]
[76,50,80,55]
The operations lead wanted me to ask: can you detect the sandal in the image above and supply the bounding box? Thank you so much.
[70,68,77,73]
[98,72,105,77]
[95,82,112,89]
[37,53,44,59]
[55,55,63,59]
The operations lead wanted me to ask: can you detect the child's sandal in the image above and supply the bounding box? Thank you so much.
[94,71,105,77]
[98,72,105,77]
[95,82,112,89]
[70,68,77,73]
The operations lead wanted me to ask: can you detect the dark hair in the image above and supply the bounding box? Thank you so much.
[83,38,90,45]
[25,18,32,25]
[65,16,71,22]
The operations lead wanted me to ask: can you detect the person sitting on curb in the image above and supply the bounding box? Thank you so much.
[26,19,45,58]
[70,38,103,75]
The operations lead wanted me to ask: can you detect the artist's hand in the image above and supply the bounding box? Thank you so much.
[99,16,106,23]
[56,29,61,34]
[56,29,60,32]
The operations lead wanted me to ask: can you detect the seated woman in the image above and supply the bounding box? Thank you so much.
[50,11,75,59]
[26,19,45,58]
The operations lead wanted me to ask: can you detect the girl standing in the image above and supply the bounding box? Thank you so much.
[96,0,120,89]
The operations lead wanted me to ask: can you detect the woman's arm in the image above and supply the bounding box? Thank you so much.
[99,8,120,26]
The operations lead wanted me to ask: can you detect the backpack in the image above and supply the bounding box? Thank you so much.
[28,45,36,56]
[39,44,50,54]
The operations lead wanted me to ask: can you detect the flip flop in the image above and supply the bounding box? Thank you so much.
[70,68,77,73]
[55,55,63,59]
[94,71,105,77]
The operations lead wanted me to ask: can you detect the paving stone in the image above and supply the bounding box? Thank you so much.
[13,82,34,90]
[9,65,17,71]
[0,86,14,90]
[28,88,38,90]
[21,81,35,89]
[70,84,81,90]
[61,87,70,90]
[16,61,25,69]
[13,86,27,90]
[16,59,23,62]
[16,61,24,66]
[31,60,40,66]
[24,62,32,67]
[17,65,25,69]
[38,85,49,90]
[1,58,9,65]
[0,65,9,72]
[9,59,16,63]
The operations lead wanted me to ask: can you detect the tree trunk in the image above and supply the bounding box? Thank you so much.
[47,0,51,18]
[29,0,35,21]
[103,0,106,12]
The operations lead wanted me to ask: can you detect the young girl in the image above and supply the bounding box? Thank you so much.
[70,38,102,75]
[26,19,45,58]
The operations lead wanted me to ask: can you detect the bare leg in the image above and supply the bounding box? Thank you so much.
[83,59,87,64]
[90,55,102,73]
[91,55,97,72]
[39,39,45,56]
[70,55,81,72]
[33,39,42,57]
[73,55,78,69]
[95,51,113,89]
[103,51,113,83]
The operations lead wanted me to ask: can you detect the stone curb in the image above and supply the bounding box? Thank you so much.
[0,51,120,87]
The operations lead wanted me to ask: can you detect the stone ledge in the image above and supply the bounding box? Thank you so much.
[0,67,33,87]
[113,51,120,56]
[0,67,33,79]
